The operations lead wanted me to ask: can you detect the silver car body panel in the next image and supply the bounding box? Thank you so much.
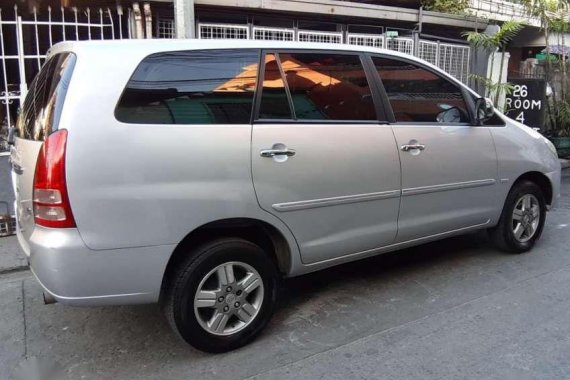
[392,124,498,242]
[252,123,401,264]
[12,39,561,305]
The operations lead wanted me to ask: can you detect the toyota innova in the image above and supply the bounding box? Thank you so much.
[10,39,561,352]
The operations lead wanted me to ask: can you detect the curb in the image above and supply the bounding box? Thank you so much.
[0,265,29,276]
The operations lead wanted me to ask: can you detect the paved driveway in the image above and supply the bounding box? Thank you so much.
[0,170,569,380]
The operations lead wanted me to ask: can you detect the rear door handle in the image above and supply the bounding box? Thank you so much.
[260,148,296,157]
[400,144,426,152]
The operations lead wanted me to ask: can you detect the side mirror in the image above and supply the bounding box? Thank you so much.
[475,97,494,125]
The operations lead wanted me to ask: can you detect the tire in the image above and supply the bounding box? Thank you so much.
[489,180,546,253]
[163,238,278,353]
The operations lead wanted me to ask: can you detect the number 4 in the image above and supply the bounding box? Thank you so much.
[516,112,525,124]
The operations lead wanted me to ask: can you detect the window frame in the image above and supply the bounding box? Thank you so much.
[253,49,390,124]
[114,48,262,126]
[366,53,478,127]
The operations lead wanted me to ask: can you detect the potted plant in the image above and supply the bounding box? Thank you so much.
[545,100,570,157]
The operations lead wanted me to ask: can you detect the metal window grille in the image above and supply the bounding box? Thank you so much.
[198,23,249,39]
[417,40,471,84]
[297,30,342,44]
[0,5,126,156]
[157,18,174,38]
[438,43,470,84]
[347,33,384,48]
[418,40,438,66]
[385,37,414,55]
[252,26,294,41]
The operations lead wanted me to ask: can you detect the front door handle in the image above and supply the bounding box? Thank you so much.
[400,144,426,152]
[260,148,296,157]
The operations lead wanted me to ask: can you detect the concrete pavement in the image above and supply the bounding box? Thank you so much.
[0,236,26,274]
[0,156,23,274]
[0,171,569,379]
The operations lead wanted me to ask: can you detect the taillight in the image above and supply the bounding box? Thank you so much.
[33,129,76,228]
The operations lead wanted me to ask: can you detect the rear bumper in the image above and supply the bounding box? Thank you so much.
[21,226,174,306]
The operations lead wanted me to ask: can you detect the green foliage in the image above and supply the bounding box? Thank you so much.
[520,0,569,24]
[463,21,524,51]
[421,0,469,14]
[549,15,569,33]
[463,21,523,106]
[547,101,570,137]
[469,74,516,112]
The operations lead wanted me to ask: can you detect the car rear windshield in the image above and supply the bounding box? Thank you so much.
[16,52,76,141]
[115,49,260,125]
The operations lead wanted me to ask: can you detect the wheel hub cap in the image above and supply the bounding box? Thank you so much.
[225,293,236,305]
[194,261,264,336]
[512,194,540,243]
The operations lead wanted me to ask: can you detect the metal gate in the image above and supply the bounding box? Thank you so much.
[418,40,470,84]
[0,5,132,154]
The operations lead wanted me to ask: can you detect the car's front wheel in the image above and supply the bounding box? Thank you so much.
[490,180,547,253]
[164,238,279,353]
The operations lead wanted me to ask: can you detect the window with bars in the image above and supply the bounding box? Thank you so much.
[198,24,249,39]
[157,19,175,39]
[297,31,342,44]
[418,41,471,84]
[347,34,384,48]
[385,38,414,55]
[418,41,438,66]
[253,27,294,41]
[438,44,470,84]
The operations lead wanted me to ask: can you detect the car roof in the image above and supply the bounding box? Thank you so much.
[48,38,418,61]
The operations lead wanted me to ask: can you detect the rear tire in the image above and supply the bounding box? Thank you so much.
[164,238,279,353]
[489,180,546,253]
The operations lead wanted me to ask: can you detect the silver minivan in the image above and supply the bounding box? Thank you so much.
[10,39,561,352]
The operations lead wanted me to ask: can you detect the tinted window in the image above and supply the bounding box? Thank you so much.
[373,57,469,123]
[17,53,76,141]
[258,54,293,119]
[116,49,259,124]
[277,53,376,121]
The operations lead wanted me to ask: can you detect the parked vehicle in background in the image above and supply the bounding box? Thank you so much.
[10,39,561,353]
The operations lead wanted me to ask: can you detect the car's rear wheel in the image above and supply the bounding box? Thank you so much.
[164,238,278,353]
[489,180,546,253]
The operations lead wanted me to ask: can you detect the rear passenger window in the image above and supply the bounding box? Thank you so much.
[258,52,377,121]
[116,49,259,124]
[372,57,469,123]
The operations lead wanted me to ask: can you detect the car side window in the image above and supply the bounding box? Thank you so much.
[258,52,377,121]
[116,49,259,124]
[258,54,293,120]
[372,56,469,124]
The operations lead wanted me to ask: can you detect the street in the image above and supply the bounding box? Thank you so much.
[0,169,569,379]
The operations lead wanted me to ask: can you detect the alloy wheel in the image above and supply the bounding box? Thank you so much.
[193,261,264,336]
[511,194,540,243]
